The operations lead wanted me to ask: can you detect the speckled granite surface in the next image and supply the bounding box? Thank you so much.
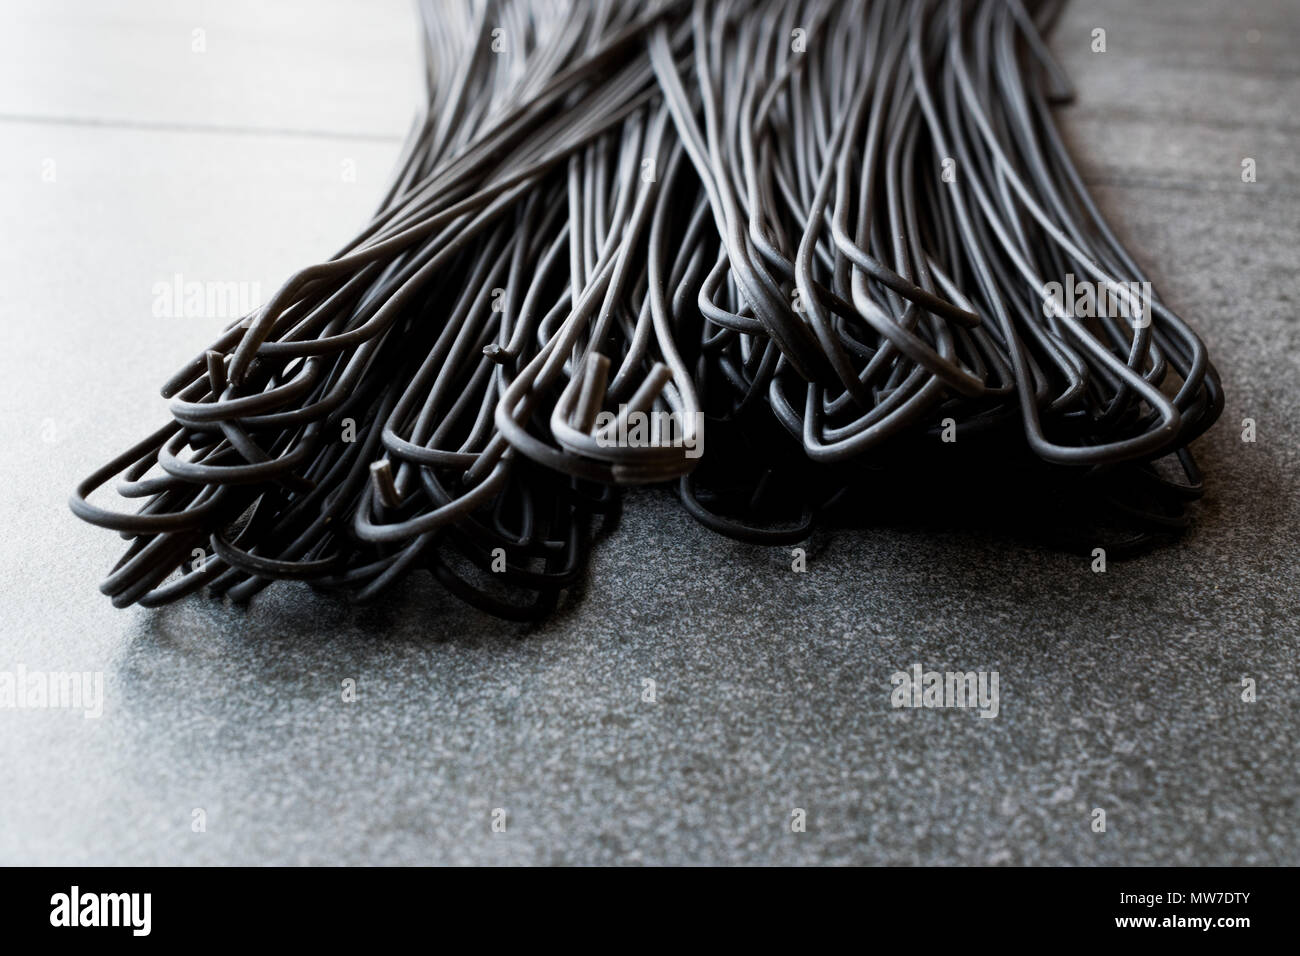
[1,0,1297,865]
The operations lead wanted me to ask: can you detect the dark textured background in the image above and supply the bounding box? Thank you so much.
[1,0,1296,865]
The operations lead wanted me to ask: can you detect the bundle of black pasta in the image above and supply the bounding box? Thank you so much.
[72,0,1222,619]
